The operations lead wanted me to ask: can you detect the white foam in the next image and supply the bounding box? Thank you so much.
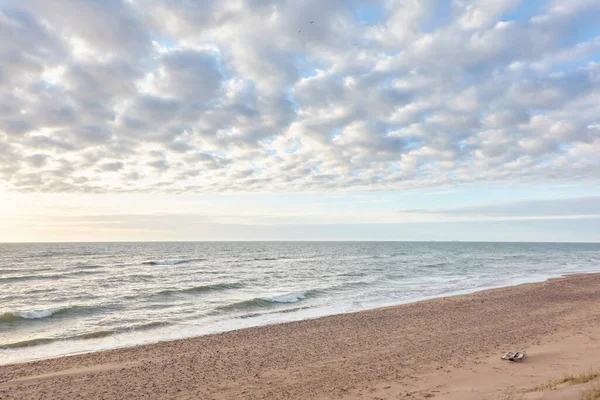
[17,307,66,319]
[269,292,306,303]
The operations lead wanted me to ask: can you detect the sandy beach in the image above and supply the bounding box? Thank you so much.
[2,273,600,399]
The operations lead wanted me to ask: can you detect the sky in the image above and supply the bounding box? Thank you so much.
[0,0,599,242]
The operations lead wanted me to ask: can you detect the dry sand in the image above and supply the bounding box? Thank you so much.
[2,273,600,399]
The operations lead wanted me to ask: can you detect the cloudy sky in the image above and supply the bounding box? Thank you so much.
[0,0,599,242]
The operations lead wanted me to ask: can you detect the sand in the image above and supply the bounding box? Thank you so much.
[2,273,600,399]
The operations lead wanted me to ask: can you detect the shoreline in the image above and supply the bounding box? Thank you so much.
[3,273,600,399]
[1,270,580,366]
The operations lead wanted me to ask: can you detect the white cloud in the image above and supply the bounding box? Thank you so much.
[0,0,599,194]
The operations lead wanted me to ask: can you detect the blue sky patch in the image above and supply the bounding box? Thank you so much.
[353,4,386,24]
[501,0,547,23]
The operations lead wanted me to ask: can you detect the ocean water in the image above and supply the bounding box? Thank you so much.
[1,241,599,365]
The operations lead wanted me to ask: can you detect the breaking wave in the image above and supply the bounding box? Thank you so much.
[0,306,80,323]
[237,306,312,319]
[157,282,244,296]
[216,290,319,312]
[0,322,171,349]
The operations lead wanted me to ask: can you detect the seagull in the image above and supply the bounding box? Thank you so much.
[310,21,314,24]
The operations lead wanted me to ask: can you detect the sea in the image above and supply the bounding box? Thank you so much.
[1,241,600,365]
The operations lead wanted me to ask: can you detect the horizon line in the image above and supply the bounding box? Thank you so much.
[1,240,599,244]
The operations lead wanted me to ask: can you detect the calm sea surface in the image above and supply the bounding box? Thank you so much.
[1,242,599,364]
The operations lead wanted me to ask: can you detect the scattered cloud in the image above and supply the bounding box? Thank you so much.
[1,0,599,193]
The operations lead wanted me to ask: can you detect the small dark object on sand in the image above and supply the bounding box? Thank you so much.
[502,351,525,362]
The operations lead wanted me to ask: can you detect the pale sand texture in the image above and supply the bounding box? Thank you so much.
[2,273,600,399]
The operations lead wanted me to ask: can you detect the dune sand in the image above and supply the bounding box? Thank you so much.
[2,273,600,399]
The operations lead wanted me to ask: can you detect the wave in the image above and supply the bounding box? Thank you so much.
[0,270,102,283]
[142,258,206,266]
[0,269,21,274]
[122,273,155,281]
[0,322,171,349]
[75,264,106,270]
[0,274,62,283]
[67,270,103,277]
[252,256,303,261]
[215,281,371,315]
[237,306,312,319]
[420,262,449,269]
[31,251,70,258]
[385,273,407,280]
[0,306,80,323]
[337,271,368,277]
[157,282,244,296]
[0,338,56,349]
[311,280,372,292]
[217,290,318,313]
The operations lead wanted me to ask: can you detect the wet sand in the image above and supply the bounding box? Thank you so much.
[2,273,600,399]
